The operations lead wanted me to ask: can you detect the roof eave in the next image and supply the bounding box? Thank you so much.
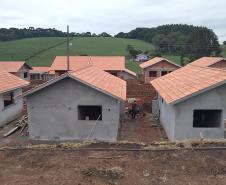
[0,83,29,95]
[168,79,226,105]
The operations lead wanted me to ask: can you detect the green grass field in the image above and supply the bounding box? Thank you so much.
[0,36,224,74]
[0,37,154,67]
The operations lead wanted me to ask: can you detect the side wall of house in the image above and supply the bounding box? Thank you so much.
[0,89,23,126]
[27,78,123,141]
[174,84,226,140]
[159,96,176,140]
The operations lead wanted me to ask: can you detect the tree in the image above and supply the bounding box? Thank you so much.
[115,24,221,62]
[98,32,112,37]
[223,41,226,45]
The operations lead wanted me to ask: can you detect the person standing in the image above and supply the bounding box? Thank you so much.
[131,100,137,119]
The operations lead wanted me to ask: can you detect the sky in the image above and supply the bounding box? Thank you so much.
[0,0,226,42]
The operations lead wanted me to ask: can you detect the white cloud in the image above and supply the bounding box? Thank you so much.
[0,0,226,42]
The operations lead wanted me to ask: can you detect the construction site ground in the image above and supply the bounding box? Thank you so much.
[1,113,226,184]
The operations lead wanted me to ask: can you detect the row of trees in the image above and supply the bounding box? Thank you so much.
[115,24,222,60]
[0,27,112,41]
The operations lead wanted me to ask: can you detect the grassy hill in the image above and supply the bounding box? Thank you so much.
[0,37,183,74]
[2,37,224,74]
[0,37,153,65]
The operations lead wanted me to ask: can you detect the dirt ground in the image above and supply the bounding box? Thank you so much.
[118,113,167,142]
[1,114,226,184]
[1,148,226,185]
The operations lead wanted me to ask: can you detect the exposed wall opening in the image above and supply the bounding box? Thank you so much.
[110,72,117,76]
[24,72,28,78]
[78,106,102,121]
[161,71,168,76]
[149,71,157,77]
[3,92,14,108]
[193,110,221,128]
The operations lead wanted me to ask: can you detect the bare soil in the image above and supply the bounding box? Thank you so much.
[118,113,167,143]
[1,148,226,185]
[1,113,226,184]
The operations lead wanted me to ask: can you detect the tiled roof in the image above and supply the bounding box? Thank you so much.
[122,68,136,76]
[30,67,50,73]
[0,61,32,72]
[23,65,126,101]
[50,56,125,71]
[0,69,29,94]
[140,57,181,69]
[190,57,224,67]
[151,65,226,105]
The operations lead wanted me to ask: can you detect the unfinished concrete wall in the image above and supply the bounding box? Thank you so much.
[0,89,23,126]
[12,66,30,81]
[27,78,123,141]
[117,71,136,80]
[159,97,175,140]
[174,84,226,140]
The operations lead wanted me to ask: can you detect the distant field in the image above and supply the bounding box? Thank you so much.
[0,37,155,67]
[1,36,214,74]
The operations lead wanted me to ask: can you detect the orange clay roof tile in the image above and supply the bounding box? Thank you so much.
[69,66,126,101]
[151,64,226,104]
[189,57,224,67]
[0,69,29,93]
[0,61,32,72]
[23,65,126,101]
[51,56,125,71]
[50,56,136,77]
[30,67,50,73]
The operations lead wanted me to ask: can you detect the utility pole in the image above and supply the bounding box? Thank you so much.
[67,25,70,71]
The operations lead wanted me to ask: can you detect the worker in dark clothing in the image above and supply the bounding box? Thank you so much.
[131,100,137,119]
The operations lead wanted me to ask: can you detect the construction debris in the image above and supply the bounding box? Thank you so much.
[3,115,28,138]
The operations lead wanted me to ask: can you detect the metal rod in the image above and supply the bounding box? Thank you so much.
[67,25,70,71]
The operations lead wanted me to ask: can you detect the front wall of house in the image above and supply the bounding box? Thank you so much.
[174,85,226,140]
[0,89,23,126]
[143,60,179,83]
[27,78,123,141]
